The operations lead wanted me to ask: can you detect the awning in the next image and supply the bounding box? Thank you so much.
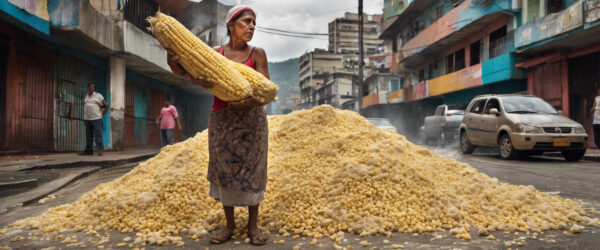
[0,0,49,35]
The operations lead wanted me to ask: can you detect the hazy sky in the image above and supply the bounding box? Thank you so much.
[217,0,384,62]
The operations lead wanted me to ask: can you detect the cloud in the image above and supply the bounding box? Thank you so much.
[218,0,383,62]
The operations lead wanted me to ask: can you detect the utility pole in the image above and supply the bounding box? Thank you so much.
[357,0,364,112]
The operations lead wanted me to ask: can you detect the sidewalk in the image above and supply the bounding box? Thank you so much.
[0,149,159,171]
[0,149,159,213]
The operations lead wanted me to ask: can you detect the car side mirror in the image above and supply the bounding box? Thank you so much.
[557,110,563,116]
[489,108,499,116]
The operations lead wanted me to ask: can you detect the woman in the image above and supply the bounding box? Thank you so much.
[166,5,269,245]
[591,88,600,148]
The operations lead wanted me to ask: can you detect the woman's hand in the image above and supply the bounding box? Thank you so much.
[167,50,187,77]
[228,97,263,110]
[167,50,214,89]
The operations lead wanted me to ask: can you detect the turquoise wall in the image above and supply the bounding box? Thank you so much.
[443,80,527,104]
[482,52,516,85]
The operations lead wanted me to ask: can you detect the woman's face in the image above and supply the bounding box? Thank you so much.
[229,11,256,42]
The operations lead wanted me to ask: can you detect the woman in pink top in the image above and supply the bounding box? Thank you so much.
[166,5,269,246]
[155,99,182,146]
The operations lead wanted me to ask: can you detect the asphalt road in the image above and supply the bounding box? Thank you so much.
[1,146,599,249]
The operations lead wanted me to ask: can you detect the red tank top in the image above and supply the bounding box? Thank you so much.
[211,47,256,111]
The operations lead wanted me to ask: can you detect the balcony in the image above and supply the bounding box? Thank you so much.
[47,0,209,95]
[515,1,585,53]
[362,93,379,109]
[428,64,482,97]
[404,81,429,102]
[396,0,510,68]
[388,88,404,103]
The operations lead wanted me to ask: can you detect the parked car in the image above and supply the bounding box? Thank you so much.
[367,118,397,132]
[459,95,588,161]
[424,105,464,145]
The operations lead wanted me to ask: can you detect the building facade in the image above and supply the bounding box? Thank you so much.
[298,49,358,109]
[0,0,226,153]
[377,0,529,137]
[315,73,356,109]
[514,0,600,148]
[328,12,383,54]
[377,0,600,148]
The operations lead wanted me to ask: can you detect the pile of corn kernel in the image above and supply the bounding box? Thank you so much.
[10,105,599,245]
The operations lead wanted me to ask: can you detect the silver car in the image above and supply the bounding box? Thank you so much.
[424,105,464,145]
[459,95,588,161]
[367,118,397,132]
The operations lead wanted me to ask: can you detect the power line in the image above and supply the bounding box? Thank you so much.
[257,27,328,36]
[255,29,329,40]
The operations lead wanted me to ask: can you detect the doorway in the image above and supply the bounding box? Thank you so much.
[569,52,600,148]
[0,38,9,149]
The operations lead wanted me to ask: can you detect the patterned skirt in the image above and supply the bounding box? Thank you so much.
[207,106,268,206]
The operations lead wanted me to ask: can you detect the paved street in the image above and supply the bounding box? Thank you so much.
[0,144,598,249]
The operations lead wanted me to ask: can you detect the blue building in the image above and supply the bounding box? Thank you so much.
[0,0,223,153]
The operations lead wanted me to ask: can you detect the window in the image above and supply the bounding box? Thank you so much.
[446,53,454,74]
[489,25,507,59]
[469,99,486,114]
[470,40,481,65]
[547,0,563,14]
[419,69,425,82]
[484,99,501,114]
[455,48,465,71]
[427,63,434,79]
[434,106,444,116]
[391,80,400,92]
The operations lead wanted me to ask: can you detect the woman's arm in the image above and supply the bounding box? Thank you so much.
[253,47,270,80]
[592,99,598,113]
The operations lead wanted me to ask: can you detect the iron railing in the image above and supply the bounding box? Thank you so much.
[123,0,159,35]
[489,33,514,59]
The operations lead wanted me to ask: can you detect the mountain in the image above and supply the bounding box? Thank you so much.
[267,57,300,113]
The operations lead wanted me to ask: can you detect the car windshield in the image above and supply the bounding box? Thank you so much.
[448,110,464,115]
[368,119,393,127]
[500,96,558,114]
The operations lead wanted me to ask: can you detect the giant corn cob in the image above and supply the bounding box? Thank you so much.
[148,12,252,101]
[232,62,278,103]
[148,12,278,104]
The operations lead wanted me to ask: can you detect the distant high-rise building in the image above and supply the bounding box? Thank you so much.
[328,12,383,55]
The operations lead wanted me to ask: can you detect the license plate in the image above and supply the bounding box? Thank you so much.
[553,138,570,147]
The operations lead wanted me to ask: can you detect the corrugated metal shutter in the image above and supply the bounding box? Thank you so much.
[54,55,96,151]
[531,61,562,110]
[17,53,54,151]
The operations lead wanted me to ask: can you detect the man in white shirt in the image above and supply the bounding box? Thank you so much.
[81,82,108,156]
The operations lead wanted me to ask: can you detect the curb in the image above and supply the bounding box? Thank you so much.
[545,153,600,162]
[0,179,38,189]
[19,153,157,171]
[0,167,101,214]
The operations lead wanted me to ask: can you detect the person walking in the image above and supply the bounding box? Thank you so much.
[591,89,600,148]
[81,82,107,156]
[167,5,269,245]
[156,99,182,146]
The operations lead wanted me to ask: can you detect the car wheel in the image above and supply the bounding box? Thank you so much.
[460,130,474,154]
[562,149,586,162]
[499,134,519,160]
